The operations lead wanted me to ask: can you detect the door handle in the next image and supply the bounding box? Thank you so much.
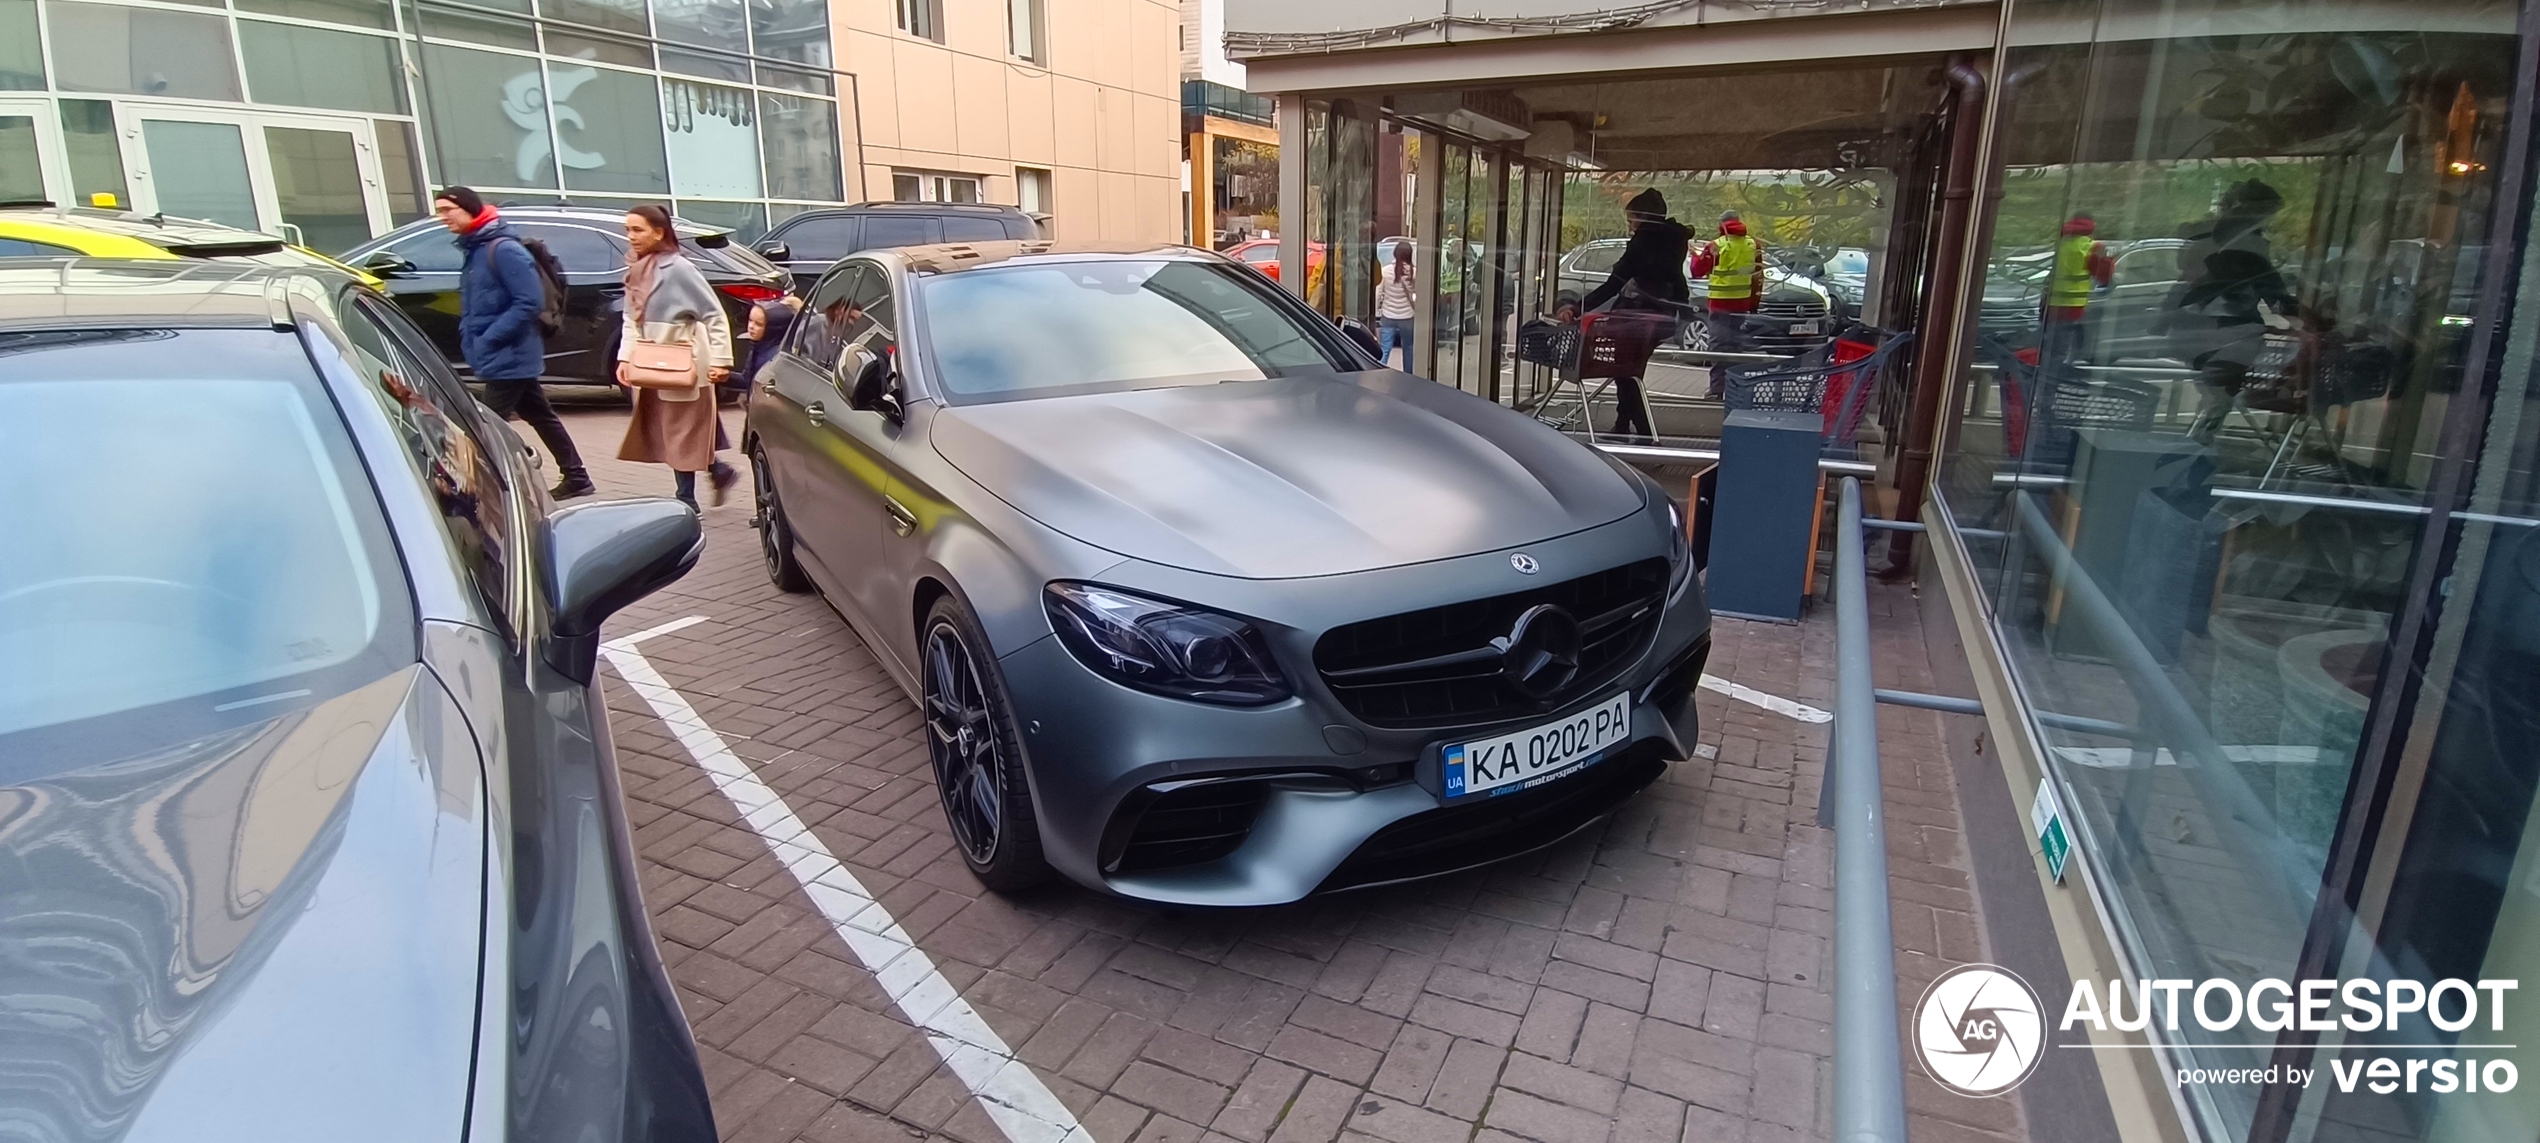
[884,496,917,537]
[805,400,827,425]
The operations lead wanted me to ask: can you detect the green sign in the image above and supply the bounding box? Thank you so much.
[2032,780,2070,884]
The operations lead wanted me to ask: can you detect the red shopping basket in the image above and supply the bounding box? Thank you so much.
[1578,310,1678,380]
[1819,336,1878,438]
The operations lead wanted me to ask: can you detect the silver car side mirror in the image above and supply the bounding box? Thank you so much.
[543,499,703,683]
[848,353,904,422]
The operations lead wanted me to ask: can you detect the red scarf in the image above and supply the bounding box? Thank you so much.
[458,204,499,234]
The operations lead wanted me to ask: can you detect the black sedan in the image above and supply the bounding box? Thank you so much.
[344,205,790,389]
[0,260,714,1141]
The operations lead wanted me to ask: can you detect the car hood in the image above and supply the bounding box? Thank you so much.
[931,371,1643,578]
[0,666,487,1143]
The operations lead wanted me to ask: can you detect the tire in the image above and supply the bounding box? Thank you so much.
[1680,318,1713,354]
[750,444,813,593]
[920,596,1052,894]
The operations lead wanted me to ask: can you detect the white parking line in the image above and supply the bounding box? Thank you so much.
[1699,674,1833,723]
[602,618,1095,1143]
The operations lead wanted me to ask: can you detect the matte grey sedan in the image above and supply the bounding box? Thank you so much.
[747,243,1712,907]
[0,261,714,1141]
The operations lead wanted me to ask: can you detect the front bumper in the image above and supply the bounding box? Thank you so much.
[997,522,1711,907]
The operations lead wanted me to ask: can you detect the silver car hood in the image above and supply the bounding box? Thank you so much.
[0,666,486,1143]
[931,371,1643,578]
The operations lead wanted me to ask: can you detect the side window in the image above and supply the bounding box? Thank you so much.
[941,215,1008,243]
[514,222,626,273]
[847,264,895,349]
[792,264,872,373]
[1006,216,1042,240]
[388,228,466,272]
[335,292,518,629]
[0,237,83,256]
[2113,248,2174,286]
[860,215,938,249]
[778,216,859,261]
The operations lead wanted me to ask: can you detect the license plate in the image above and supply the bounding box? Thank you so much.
[1442,693,1632,800]
[1789,321,1820,336]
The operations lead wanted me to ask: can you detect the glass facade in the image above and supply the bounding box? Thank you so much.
[4,0,845,251]
[1287,99,1569,405]
[1933,1,2537,1141]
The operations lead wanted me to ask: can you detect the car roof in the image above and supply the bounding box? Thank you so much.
[0,217,176,259]
[0,203,293,253]
[791,201,1031,217]
[376,204,738,247]
[0,258,344,329]
[871,241,1216,275]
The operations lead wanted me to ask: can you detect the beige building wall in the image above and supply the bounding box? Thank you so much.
[833,0,1182,242]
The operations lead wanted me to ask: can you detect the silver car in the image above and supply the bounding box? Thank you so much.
[0,262,713,1140]
[747,242,1712,907]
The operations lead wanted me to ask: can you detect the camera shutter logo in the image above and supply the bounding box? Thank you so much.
[1914,964,2046,1097]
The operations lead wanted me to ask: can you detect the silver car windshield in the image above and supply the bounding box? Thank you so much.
[919,259,1346,403]
[0,332,408,742]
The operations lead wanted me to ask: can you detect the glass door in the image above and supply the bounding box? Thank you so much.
[0,97,64,206]
[113,105,391,254]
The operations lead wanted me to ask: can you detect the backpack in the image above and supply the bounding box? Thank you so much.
[501,235,571,337]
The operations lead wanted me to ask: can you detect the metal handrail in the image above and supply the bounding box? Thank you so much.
[1831,477,1909,1143]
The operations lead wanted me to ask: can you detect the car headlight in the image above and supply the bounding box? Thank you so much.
[1665,500,1693,596]
[1045,582,1291,705]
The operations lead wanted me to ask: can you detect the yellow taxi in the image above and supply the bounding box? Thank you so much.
[0,200,386,289]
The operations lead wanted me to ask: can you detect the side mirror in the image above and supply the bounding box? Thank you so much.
[847,352,904,421]
[1336,318,1383,363]
[361,250,417,277]
[755,240,792,262]
[543,498,703,683]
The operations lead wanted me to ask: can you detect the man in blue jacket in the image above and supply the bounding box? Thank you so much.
[435,186,593,499]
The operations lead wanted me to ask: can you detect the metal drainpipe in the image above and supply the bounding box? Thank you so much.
[1883,56,1987,573]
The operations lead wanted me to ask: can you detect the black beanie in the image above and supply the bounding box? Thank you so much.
[434,186,485,214]
[1626,188,1667,218]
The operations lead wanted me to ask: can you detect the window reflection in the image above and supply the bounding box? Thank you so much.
[1937,5,2523,1140]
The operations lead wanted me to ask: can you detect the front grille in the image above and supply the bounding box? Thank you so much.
[1314,558,1668,730]
[1319,745,1667,892]
[1108,780,1271,873]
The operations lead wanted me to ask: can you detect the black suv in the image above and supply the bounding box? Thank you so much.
[754,202,1042,292]
[342,205,791,390]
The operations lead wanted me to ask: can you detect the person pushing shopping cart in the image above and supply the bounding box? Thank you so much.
[1579,188,1693,440]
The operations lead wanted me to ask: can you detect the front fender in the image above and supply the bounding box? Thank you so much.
[899,443,1125,663]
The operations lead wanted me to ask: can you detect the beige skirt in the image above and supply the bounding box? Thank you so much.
[620,386,724,471]
[617,316,732,472]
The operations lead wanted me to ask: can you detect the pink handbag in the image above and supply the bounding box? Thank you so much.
[622,338,697,390]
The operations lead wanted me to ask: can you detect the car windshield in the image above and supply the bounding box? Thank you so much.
[689,233,781,277]
[0,329,410,745]
[919,259,1347,402]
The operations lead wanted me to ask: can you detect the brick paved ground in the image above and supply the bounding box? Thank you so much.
[543,404,2030,1143]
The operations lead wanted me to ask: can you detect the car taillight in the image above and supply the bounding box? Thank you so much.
[717,282,785,303]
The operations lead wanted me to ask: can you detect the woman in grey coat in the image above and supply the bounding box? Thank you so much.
[615,205,736,507]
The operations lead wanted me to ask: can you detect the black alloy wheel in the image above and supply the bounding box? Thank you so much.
[920,597,1050,893]
[750,445,812,592]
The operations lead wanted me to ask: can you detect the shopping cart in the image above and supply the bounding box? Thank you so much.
[1715,325,1915,453]
[1979,334,2158,471]
[1526,308,1683,442]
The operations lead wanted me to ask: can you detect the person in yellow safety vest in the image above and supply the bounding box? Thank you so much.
[2041,214,2114,367]
[1688,211,1762,353]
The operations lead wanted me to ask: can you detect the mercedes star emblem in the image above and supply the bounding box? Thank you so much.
[1492,604,1582,698]
[1510,553,1541,575]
